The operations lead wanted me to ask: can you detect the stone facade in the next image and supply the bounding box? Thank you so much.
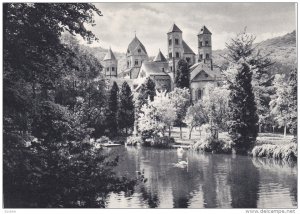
[103,48,118,78]
[105,23,221,100]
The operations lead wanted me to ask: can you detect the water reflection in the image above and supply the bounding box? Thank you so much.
[105,146,297,208]
[228,156,259,208]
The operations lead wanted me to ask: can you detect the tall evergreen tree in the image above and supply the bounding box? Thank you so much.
[107,81,119,136]
[174,59,190,89]
[288,68,297,137]
[225,30,273,132]
[119,81,135,135]
[227,63,259,154]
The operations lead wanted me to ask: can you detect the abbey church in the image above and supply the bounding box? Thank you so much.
[102,23,222,101]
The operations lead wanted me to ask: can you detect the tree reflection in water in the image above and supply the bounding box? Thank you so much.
[107,147,296,208]
[228,156,260,208]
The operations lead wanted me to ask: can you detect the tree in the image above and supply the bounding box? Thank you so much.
[225,29,273,132]
[169,88,190,139]
[288,69,297,137]
[184,101,208,139]
[226,62,259,154]
[119,81,135,135]
[138,91,176,139]
[135,77,156,134]
[3,3,140,207]
[174,59,190,89]
[202,84,230,138]
[270,74,291,137]
[107,82,119,137]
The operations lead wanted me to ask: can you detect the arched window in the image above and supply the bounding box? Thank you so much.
[138,49,141,53]
[197,89,203,100]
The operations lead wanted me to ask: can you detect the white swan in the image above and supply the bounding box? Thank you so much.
[173,158,188,168]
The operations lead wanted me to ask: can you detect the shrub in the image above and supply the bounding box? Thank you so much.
[126,136,143,146]
[192,134,232,154]
[96,136,112,144]
[145,136,175,148]
[251,143,297,161]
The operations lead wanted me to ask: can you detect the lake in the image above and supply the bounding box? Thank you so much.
[105,146,297,208]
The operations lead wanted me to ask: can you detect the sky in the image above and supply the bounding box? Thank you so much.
[83,3,296,56]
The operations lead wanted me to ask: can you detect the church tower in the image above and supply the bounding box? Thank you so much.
[103,47,118,78]
[197,25,212,62]
[167,23,184,75]
[125,35,148,79]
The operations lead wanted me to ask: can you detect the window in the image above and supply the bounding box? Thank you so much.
[176,52,180,58]
[205,41,209,46]
[206,53,210,59]
[199,41,202,47]
[197,89,202,100]
[162,68,165,72]
[138,49,141,53]
[127,50,130,54]
[106,68,109,71]
[169,52,172,58]
[205,73,208,78]
[135,60,138,65]
[169,39,172,46]
[175,39,179,45]
[200,54,203,60]
[170,66,172,72]
[112,67,115,71]
[127,61,129,67]
[186,57,190,63]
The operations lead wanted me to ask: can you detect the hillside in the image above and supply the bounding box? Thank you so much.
[83,31,296,76]
[212,31,297,75]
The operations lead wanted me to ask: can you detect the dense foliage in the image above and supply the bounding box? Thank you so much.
[174,59,190,89]
[3,3,138,208]
[226,63,259,154]
[119,82,135,135]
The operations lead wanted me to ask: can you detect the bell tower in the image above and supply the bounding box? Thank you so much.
[197,25,212,62]
[167,23,184,75]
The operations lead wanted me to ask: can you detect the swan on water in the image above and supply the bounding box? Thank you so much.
[173,158,188,168]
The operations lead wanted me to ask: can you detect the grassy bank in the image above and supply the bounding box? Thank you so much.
[171,127,296,161]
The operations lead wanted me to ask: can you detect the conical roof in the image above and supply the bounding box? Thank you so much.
[153,50,167,62]
[168,23,182,33]
[103,48,117,61]
[127,36,147,54]
[198,25,212,35]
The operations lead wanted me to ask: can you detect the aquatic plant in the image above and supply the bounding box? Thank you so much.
[251,143,297,161]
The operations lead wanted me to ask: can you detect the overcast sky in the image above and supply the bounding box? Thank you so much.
[83,3,296,56]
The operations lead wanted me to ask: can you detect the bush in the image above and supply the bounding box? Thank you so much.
[96,136,112,144]
[126,136,143,146]
[251,143,297,161]
[144,136,175,148]
[192,134,232,154]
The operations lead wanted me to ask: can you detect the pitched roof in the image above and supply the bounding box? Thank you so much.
[127,36,147,54]
[189,62,222,81]
[153,50,167,62]
[168,23,182,33]
[141,62,169,76]
[198,25,212,35]
[182,40,195,55]
[103,48,117,61]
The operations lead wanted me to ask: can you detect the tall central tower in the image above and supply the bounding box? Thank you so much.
[197,25,212,62]
[167,23,184,74]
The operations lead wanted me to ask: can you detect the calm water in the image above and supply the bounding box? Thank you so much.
[105,146,297,208]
